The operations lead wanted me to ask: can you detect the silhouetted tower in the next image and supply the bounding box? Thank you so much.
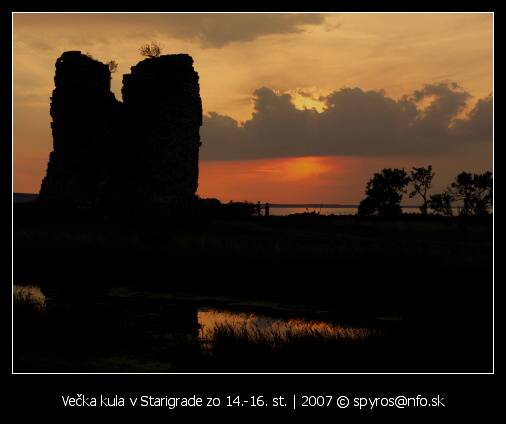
[39,51,118,207]
[121,54,203,209]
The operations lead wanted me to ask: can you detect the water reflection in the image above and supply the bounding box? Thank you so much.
[14,286,375,344]
[13,285,381,372]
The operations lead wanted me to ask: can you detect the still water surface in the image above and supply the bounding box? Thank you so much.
[15,285,376,346]
[268,206,459,216]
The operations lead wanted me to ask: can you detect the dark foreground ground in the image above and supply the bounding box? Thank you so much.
[13,203,493,373]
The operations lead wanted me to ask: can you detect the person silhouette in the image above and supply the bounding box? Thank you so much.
[264,202,270,217]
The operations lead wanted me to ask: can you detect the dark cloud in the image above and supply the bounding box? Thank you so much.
[452,94,492,142]
[409,82,471,136]
[14,13,327,49]
[200,82,492,160]
[160,14,326,48]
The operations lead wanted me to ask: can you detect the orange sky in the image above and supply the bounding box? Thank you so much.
[198,153,491,204]
[13,13,493,203]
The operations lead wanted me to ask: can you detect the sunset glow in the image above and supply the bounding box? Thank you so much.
[198,157,346,203]
[13,13,492,203]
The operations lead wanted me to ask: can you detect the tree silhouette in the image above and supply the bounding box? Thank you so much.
[428,192,454,216]
[449,171,492,215]
[139,42,162,58]
[408,165,434,215]
[358,168,409,216]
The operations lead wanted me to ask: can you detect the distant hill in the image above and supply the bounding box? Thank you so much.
[13,193,38,204]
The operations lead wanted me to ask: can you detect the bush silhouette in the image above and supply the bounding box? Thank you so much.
[428,192,454,216]
[139,42,162,58]
[358,168,409,216]
[427,170,492,216]
[450,171,493,216]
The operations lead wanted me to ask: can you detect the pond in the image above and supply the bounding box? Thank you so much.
[13,284,386,373]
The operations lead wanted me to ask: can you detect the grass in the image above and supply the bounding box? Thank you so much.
[13,204,493,372]
[206,320,379,350]
[12,284,491,373]
[201,319,389,372]
[13,285,46,313]
[199,311,379,348]
[13,285,48,368]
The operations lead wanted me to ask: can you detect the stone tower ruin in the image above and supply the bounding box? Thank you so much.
[122,54,202,208]
[39,51,119,208]
[38,51,203,211]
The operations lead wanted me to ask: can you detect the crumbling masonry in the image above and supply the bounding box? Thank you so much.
[39,51,203,211]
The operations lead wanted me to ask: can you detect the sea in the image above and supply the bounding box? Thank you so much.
[267,205,430,216]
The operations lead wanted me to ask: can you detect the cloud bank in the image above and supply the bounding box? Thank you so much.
[200,82,492,160]
[14,13,327,49]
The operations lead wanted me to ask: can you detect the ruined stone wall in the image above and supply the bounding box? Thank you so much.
[122,54,202,208]
[39,51,119,208]
[39,51,203,211]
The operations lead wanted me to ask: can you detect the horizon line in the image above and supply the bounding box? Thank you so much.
[12,193,429,208]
